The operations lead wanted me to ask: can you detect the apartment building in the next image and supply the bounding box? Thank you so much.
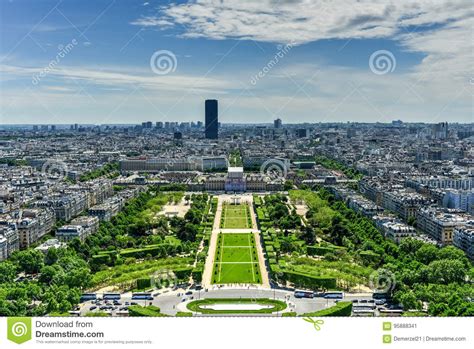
[382,190,429,221]
[442,190,474,214]
[34,192,88,221]
[453,222,474,261]
[55,225,85,242]
[347,195,384,218]
[417,207,470,244]
[0,224,19,258]
[0,236,7,261]
[70,216,100,237]
[88,197,123,221]
[56,215,100,242]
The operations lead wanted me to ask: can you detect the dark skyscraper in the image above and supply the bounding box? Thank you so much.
[274,118,282,129]
[205,99,218,139]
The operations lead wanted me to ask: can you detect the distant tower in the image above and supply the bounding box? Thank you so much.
[432,122,448,139]
[274,118,282,129]
[205,99,218,139]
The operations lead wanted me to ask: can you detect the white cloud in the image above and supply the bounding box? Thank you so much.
[128,0,473,123]
[132,0,472,44]
[130,16,174,28]
[0,64,233,94]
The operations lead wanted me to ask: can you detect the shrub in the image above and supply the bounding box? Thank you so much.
[280,270,337,290]
[128,305,167,317]
[136,278,151,290]
[302,301,352,317]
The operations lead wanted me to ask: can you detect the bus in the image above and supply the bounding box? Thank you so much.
[103,293,121,301]
[131,292,154,301]
[323,291,344,299]
[352,308,375,317]
[373,291,390,300]
[379,309,403,317]
[294,290,314,299]
[80,293,97,302]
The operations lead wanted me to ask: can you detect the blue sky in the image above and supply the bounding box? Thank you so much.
[0,0,472,124]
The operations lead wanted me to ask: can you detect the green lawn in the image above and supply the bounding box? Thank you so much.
[220,203,251,229]
[212,233,261,284]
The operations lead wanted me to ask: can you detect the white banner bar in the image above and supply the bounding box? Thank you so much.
[1,317,472,348]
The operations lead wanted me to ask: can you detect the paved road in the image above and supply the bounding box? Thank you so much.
[79,287,374,317]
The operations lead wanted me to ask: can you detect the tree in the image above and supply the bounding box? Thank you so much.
[415,244,438,265]
[64,267,92,289]
[45,248,59,265]
[0,261,17,283]
[184,209,202,225]
[39,265,58,284]
[437,246,468,264]
[427,259,467,284]
[12,249,45,274]
[300,226,316,245]
[177,223,198,242]
[398,290,420,310]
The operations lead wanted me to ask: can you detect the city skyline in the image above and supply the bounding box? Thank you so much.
[1,0,473,125]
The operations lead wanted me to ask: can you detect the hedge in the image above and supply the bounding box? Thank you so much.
[359,250,382,264]
[302,301,352,317]
[307,244,345,256]
[119,243,177,258]
[91,254,112,264]
[173,267,193,280]
[280,270,337,290]
[128,305,168,317]
[192,267,203,283]
[136,278,151,290]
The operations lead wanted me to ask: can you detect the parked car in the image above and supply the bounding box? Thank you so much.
[375,299,387,305]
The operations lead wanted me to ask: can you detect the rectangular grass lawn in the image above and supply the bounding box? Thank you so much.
[220,203,251,229]
[212,233,261,284]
